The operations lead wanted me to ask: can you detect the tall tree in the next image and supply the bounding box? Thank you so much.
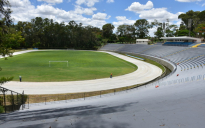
[0,0,13,85]
[154,27,164,39]
[116,24,136,43]
[197,10,205,22]
[0,0,13,57]
[102,23,114,39]
[152,19,178,37]
[195,23,205,38]
[178,10,201,34]
[134,19,151,38]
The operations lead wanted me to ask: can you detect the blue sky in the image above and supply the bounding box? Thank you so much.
[9,0,205,36]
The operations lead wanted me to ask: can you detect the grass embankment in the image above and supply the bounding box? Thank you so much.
[122,53,166,73]
[0,50,137,82]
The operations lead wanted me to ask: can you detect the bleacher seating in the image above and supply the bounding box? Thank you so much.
[198,44,205,48]
[100,43,125,51]
[100,43,205,72]
[163,42,194,46]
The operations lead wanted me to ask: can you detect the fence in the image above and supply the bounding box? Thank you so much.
[23,73,205,109]
[24,85,140,109]
[0,86,27,113]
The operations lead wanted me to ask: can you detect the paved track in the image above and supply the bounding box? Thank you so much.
[1,50,162,94]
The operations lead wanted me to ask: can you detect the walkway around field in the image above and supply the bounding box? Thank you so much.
[1,50,162,94]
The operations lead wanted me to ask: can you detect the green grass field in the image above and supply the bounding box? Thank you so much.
[0,50,137,82]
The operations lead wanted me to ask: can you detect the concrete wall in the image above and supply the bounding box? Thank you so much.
[136,42,148,45]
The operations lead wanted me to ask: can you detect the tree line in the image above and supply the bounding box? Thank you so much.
[178,10,205,38]
[1,0,205,51]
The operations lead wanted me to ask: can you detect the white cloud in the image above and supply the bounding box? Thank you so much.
[148,27,157,37]
[37,0,63,4]
[76,0,99,7]
[125,1,153,13]
[92,13,111,20]
[73,5,97,15]
[107,0,114,3]
[202,3,205,6]
[9,0,27,7]
[9,0,107,29]
[116,16,127,21]
[126,1,183,22]
[175,0,201,2]
[9,0,37,22]
[112,16,136,33]
[139,8,183,22]
[113,16,136,26]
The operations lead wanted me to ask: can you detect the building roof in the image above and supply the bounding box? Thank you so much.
[160,36,200,40]
[136,39,149,41]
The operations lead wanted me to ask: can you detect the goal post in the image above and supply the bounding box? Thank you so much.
[49,61,68,67]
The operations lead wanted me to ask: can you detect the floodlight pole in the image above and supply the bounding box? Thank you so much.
[188,19,192,37]
[163,22,165,37]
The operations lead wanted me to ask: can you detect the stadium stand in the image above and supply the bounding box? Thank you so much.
[116,44,153,53]
[99,43,126,51]
[1,43,205,128]
[198,44,205,48]
[163,42,195,46]
[100,44,205,73]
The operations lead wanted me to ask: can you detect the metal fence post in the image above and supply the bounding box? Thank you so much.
[45,97,46,105]
[11,91,14,112]
[3,89,6,113]
[84,93,85,100]
[22,91,24,110]
[17,93,19,106]
[28,96,29,109]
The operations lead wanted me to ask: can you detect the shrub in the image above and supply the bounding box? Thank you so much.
[0,105,4,113]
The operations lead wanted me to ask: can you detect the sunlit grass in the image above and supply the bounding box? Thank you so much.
[0,50,137,82]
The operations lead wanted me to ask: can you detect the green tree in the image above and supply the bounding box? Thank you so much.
[197,10,205,22]
[195,24,205,38]
[178,10,201,35]
[154,27,164,39]
[134,19,152,38]
[8,31,25,48]
[13,17,103,49]
[179,22,186,30]
[166,24,178,37]
[152,19,178,37]
[0,0,13,85]
[177,29,194,36]
[102,23,115,39]
[116,24,136,43]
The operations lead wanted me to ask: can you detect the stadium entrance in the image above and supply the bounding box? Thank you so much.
[161,36,201,46]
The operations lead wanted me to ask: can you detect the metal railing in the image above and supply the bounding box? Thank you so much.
[23,73,205,109]
[0,86,27,113]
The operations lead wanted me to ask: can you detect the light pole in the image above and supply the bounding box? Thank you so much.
[188,19,192,37]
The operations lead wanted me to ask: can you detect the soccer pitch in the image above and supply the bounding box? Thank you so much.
[0,50,137,82]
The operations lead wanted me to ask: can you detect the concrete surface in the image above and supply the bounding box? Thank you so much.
[0,79,205,128]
